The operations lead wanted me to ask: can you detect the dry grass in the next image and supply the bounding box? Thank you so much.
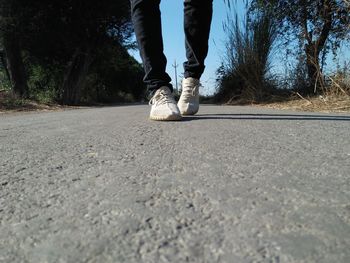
[0,90,80,114]
[259,74,350,113]
[259,94,350,113]
[225,72,350,113]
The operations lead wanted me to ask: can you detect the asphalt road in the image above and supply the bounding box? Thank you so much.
[1,105,350,263]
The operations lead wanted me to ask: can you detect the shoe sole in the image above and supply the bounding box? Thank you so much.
[179,107,199,115]
[149,114,182,121]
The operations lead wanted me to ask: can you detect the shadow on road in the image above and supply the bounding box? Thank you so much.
[182,113,350,122]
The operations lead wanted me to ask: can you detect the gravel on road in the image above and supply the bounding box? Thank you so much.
[1,105,349,263]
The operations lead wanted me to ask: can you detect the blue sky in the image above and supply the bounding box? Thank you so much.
[129,1,349,95]
[130,0,240,95]
[158,0,238,95]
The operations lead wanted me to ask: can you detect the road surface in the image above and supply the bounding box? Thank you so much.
[1,105,350,263]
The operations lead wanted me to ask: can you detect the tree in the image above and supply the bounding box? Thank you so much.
[251,0,350,93]
[0,0,138,104]
[27,0,133,104]
[0,0,31,97]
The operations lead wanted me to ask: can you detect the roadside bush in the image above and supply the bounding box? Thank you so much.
[215,8,277,103]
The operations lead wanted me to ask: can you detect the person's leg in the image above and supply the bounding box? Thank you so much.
[130,0,172,95]
[131,0,181,121]
[178,0,213,115]
[183,0,213,79]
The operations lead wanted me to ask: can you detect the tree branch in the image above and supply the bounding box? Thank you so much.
[301,1,312,45]
[315,0,333,55]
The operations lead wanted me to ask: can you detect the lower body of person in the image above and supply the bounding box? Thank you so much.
[130,0,213,120]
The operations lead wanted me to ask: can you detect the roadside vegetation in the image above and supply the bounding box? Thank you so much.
[0,0,145,111]
[216,0,350,112]
[0,0,349,113]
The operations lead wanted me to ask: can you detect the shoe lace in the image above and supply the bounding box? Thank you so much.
[149,89,175,106]
[181,83,200,102]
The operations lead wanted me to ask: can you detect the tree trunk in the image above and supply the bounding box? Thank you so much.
[302,0,332,94]
[61,47,93,105]
[3,33,29,98]
[0,50,12,83]
[305,43,320,94]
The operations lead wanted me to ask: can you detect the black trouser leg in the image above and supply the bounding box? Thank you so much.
[183,0,213,79]
[130,0,172,95]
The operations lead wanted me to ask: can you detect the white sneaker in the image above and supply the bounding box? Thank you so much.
[178,77,200,115]
[149,86,182,121]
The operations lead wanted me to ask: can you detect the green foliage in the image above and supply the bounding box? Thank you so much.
[251,0,350,46]
[0,0,145,104]
[250,0,350,93]
[26,64,59,103]
[0,90,31,109]
[81,42,145,103]
[0,70,11,91]
[215,5,277,102]
[220,0,350,98]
